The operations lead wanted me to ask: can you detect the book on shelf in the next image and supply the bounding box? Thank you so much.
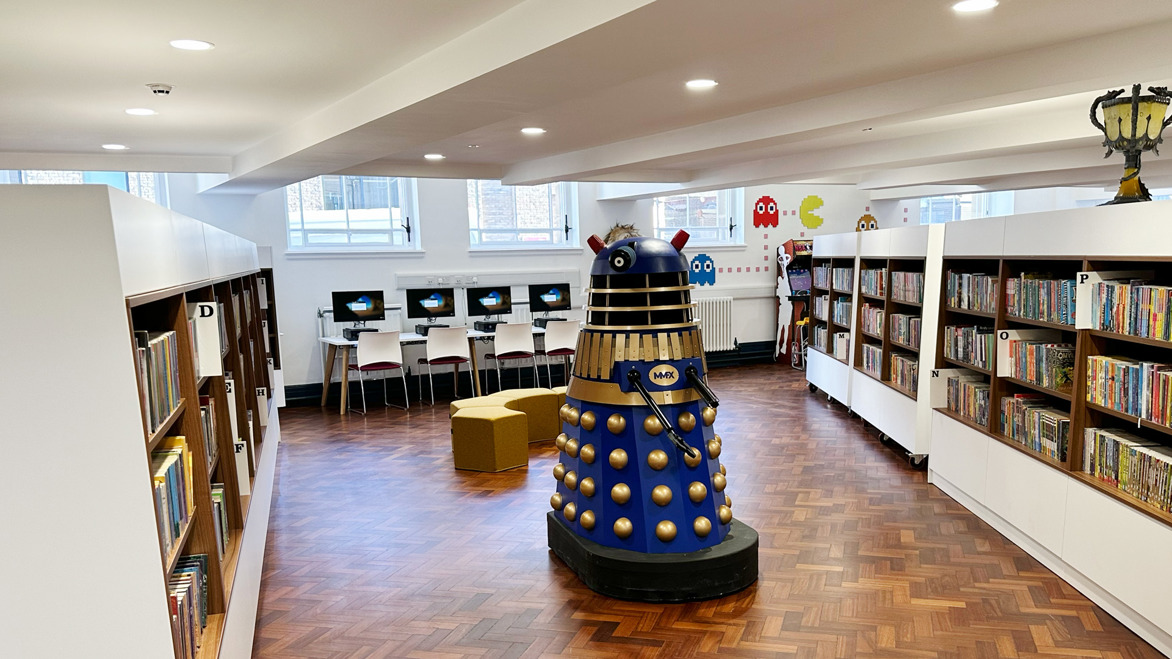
[187,302,224,377]
[199,395,217,469]
[169,553,209,659]
[860,268,886,297]
[1006,338,1074,392]
[1086,354,1172,426]
[832,332,850,360]
[889,313,921,348]
[946,270,998,313]
[832,267,853,291]
[1087,277,1172,341]
[890,353,918,393]
[135,330,181,435]
[258,277,269,308]
[1000,394,1069,460]
[947,373,990,426]
[210,484,229,559]
[861,343,882,378]
[152,436,194,559]
[891,271,924,304]
[1005,274,1076,325]
[217,301,229,352]
[243,289,252,324]
[813,294,829,321]
[813,265,831,289]
[1084,427,1172,511]
[812,324,828,351]
[832,297,853,326]
[860,303,883,336]
[943,324,994,370]
[232,294,242,337]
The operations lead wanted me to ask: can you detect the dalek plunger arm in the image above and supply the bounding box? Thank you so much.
[684,365,719,408]
[627,369,699,459]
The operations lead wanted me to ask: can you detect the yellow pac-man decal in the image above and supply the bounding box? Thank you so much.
[648,364,679,387]
[799,195,824,229]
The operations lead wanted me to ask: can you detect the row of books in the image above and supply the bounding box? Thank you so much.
[832,332,850,360]
[832,297,852,326]
[813,294,829,321]
[889,314,921,349]
[891,353,918,394]
[861,343,882,378]
[1007,339,1074,393]
[860,268,886,297]
[813,265,831,289]
[170,554,209,659]
[199,396,218,469]
[1005,275,1076,325]
[217,302,229,354]
[813,324,828,351]
[860,303,883,336]
[946,271,998,313]
[211,484,230,559]
[1084,427,1172,512]
[891,271,924,304]
[1086,354,1172,427]
[135,330,182,434]
[832,267,853,291]
[1000,394,1070,461]
[1089,279,1172,342]
[947,373,991,427]
[943,324,994,370]
[152,436,195,560]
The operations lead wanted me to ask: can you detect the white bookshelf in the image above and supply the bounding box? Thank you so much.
[807,232,859,406]
[0,185,279,659]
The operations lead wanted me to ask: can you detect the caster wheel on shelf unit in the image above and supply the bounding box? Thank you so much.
[848,410,858,419]
[808,383,818,394]
[909,454,928,470]
[826,392,833,403]
[878,433,889,445]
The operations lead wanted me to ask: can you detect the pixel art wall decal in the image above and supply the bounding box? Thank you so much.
[855,213,878,232]
[799,195,824,229]
[752,196,778,227]
[689,253,716,286]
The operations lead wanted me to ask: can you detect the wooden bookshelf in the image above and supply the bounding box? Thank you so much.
[849,256,925,402]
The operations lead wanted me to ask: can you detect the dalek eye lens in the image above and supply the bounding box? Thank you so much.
[609,246,636,272]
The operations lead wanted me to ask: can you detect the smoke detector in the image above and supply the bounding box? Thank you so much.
[147,83,173,95]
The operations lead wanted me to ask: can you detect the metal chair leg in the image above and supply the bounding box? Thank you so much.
[400,369,410,410]
[496,362,503,392]
[350,370,366,415]
[427,363,435,406]
[532,357,539,388]
[383,372,390,407]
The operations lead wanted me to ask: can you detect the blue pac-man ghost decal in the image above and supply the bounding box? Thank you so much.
[689,253,716,286]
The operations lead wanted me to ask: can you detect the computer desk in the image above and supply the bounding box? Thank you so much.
[318,327,547,414]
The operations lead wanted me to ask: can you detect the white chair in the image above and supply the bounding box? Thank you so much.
[538,320,580,386]
[485,323,539,391]
[348,331,409,413]
[417,326,473,405]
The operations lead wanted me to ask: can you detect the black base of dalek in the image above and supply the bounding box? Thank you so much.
[415,323,449,336]
[546,512,759,602]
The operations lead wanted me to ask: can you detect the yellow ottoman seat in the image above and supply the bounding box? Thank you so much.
[489,388,560,443]
[450,396,510,418]
[551,385,567,409]
[451,407,528,472]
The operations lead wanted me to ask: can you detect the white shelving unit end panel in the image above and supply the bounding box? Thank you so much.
[109,187,213,297]
[888,225,930,258]
[813,232,859,259]
[930,410,990,501]
[1002,200,1172,258]
[858,228,891,258]
[806,348,851,406]
[943,216,1005,256]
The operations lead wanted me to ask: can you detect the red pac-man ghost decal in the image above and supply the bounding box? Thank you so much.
[753,196,779,228]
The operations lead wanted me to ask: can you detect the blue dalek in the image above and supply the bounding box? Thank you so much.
[546,230,758,602]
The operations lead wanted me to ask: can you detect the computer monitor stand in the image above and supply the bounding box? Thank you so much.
[415,317,449,336]
[342,321,378,341]
[533,312,566,329]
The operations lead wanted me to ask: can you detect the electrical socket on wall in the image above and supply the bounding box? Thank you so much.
[453,276,464,285]
[426,277,436,286]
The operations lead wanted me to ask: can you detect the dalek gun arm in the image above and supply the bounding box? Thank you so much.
[684,365,719,408]
[626,369,699,459]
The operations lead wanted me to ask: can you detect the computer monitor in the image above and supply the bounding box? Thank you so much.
[331,290,386,323]
[466,286,512,317]
[405,287,457,320]
[528,283,572,314]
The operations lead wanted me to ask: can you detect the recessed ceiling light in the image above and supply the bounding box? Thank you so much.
[952,0,997,13]
[125,108,157,116]
[424,153,445,161]
[467,144,479,148]
[102,144,129,150]
[686,79,718,89]
[520,127,546,135]
[170,39,215,51]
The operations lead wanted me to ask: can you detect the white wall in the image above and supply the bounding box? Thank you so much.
[167,175,872,387]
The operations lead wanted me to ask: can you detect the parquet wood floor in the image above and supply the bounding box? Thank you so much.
[254,365,1164,659]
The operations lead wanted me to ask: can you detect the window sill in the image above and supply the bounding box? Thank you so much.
[284,249,426,260]
[468,247,584,256]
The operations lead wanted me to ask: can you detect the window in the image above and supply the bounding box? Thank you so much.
[919,191,1013,224]
[285,175,418,250]
[0,170,169,206]
[467,180,578,249]
[652,189,744,245]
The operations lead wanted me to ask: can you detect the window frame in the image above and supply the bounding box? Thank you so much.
[651,188,745,247]
[0,170,169,206]
[466,180,580,252]
[285,175,420,252]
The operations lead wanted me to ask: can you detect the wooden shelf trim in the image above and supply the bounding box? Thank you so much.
[194,613,225,659]
[890,338,920,353]
[861,292,886,301]
[881,378,917,400]
[944,305,997,319]
[860,329,884,341]
[146,399,187,453]
[854,365,884,382]
[936,406,991,435]
[1004,314,1076,331]
[1001,376,1073,402]
[889,296,922,307]
[163,512,197,575]
[832,287,853,295]
[992,431,1069,470]
[1085,401,1172,438]
[1069,471,1172,528]
[1089,328,1172,349]
[941,356,993,376]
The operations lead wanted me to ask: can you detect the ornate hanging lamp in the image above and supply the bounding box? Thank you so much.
[1090,83,1172,204]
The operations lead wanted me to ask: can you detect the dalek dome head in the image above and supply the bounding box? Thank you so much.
[587,231,689,276]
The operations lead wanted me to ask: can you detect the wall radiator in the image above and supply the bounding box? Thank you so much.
[695,296,736,351]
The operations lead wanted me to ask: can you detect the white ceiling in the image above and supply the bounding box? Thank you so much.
[6,0,1172,198]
